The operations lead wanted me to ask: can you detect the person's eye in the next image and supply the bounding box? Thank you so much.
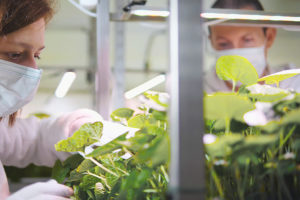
[244,37,254,43]
[217,42,231,49]
[7,52,22,60]
[34,54,41,60]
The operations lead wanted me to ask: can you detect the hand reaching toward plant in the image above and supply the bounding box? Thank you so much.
[7,180,73,200]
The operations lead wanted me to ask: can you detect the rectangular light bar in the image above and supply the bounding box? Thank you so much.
[55,71,76,98]
[131,9,170,17]
[125,74,166,99]
[201,12,300,22]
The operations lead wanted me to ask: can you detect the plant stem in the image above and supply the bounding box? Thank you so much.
[225,117,231,135]
[232,80,236,92]
[88,157,118,177]
[211,168,224,199]
[160,166,169,182]
[85,171,111,190]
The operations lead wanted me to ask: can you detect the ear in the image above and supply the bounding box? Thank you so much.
[265,28,277,49]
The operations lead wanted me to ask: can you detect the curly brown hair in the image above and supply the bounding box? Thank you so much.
[0,0,56,125]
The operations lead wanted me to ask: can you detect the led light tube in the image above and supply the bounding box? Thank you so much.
[55,71,76,98]
[125,74,166,99]
[201,12,300,22]
[131,10,170,17]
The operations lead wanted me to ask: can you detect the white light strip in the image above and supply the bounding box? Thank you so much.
[67,0,97,18]
[201,12,300,22]
[55,72,76,98]
[131,10,170,17]
[125,74,166,99]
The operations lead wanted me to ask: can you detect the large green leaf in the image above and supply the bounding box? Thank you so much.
[55,122,103,152]
[204,93,255,122]
[258,69,300,87]
[216,55,258,86]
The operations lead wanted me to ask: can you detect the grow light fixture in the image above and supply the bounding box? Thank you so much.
[131,9,170,17]
[55,71,76,98]
[124,74,166,99]
[79,0,97,8]
[200,12,300,22]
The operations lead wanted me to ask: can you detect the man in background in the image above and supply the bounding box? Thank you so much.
[204,0,300,93]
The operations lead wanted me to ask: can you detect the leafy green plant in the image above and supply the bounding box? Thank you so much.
[52,95,169,200]
[204,55,300,200]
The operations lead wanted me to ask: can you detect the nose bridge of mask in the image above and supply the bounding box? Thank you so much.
[0,59,42,117]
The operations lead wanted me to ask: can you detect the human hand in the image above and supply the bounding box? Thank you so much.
[7,180,73,200]
[39,109,103,164]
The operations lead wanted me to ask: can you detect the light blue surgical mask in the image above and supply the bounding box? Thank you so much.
[0,59,42,117]
[214,45,267,77]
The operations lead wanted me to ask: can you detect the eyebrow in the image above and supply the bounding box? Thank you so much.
[6,40,45,51]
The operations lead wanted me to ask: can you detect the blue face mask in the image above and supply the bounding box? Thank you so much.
[0,59,42,117]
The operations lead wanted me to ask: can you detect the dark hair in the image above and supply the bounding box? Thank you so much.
[0,0,55,125]
[0,0,55,35]
[210,0,267,35]
[212,0,264,11]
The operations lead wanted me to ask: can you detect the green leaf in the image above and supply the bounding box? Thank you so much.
[151,110,167,121]
[216,55,258,86]
[258,69,300,87]
[128,114,147,128]
[52,160,70,183]
[118,133,156,152]
[281,108,300,125]
[205,134,244,158]
[204,93,255,122]
[63,154,84,169]
[55,122,103,152]
[80,175,101,191]
[144,92,168,108]
[246,84,289,102]
[135,134,170,167]
[76,159,96,173]
[111,108,134,122]
[87,134,127,157]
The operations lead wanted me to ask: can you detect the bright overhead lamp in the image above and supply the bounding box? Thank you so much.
[131,9,170,17]
[55,71,76,98]
[200,12,300,22]
[79,0,97,9]
[124,74,166,99]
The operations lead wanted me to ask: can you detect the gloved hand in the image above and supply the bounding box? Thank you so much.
[7,180,73,200]
[37,109,103,166]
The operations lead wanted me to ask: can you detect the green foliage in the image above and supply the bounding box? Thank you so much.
[55,122,103,152]
[258,69,300,87]
[53,100,169,199]
[111,108,134,122]
[204,56,300,200]
[216,55,258,91]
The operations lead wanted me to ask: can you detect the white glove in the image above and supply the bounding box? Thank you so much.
[37,109,103,166]
[7,180,73,200]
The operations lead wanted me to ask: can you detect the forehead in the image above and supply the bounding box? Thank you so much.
[210,25,265,39]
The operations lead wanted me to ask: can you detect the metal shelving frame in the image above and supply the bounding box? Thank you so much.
[94,0,300,199]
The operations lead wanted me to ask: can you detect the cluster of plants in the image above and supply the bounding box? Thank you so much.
[52,92,169,200]
[52,55,300,200]
[204,55,300,200]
